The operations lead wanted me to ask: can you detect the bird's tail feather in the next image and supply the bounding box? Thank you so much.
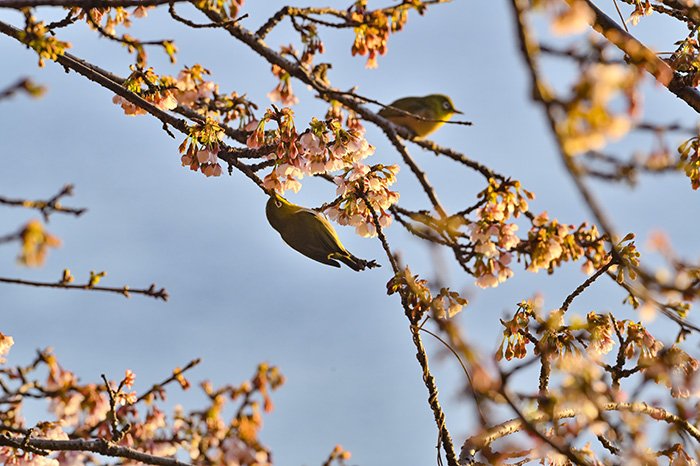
[331,252,381,272]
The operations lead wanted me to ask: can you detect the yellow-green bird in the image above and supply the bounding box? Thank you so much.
[266,192,380,271]
[378,94,462,139]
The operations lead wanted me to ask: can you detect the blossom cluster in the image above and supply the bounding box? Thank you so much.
[17,14,72,67]
[497,304,610,363]
[0,337,283,466]
[558,63,641,155]
[267,61,299,107]
[73,5,142,35]
[324,445,352,465]
[678,135,700,190]
[325,100,366,134]
[497,303,583,362]
[386,267,468,323]
[628,0,653,26]
[670,34,700,87]
[0,333,13,364]
[327,163,400,237]
[112,66,178,116]
[496,300,699,401]
[267,37,325,105]
[179,117,225,177]
[171,64,218,108]
[114,64,256,130]
[193,0,244,21]
[246,109,400,236]
[549,0,594,36]
[466,179,532,288]
[428,179,609,289]
[349,1,409,68]
[523,212,607,275]
[248,111,364,186]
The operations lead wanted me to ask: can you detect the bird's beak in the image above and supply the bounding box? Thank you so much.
[453,108,464,115]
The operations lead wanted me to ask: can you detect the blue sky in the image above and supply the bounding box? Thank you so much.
[2,1,699,465]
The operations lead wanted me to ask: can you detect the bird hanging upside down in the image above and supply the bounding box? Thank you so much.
[265,192,380,271]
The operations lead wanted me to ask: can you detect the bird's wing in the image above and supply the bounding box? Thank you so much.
[273,207,347,268]
[379,98,432,119]
[293,208,347,256]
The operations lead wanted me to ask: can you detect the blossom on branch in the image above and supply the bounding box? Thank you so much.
[327,163,400,237]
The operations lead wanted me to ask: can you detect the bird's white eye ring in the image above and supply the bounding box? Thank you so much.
[443,101,450,110]
[275,199,282,208]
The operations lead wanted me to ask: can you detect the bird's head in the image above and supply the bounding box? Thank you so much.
[425,94,463,120]
[266,190,290,208]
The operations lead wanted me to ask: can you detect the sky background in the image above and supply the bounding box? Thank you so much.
[2,1,700,465]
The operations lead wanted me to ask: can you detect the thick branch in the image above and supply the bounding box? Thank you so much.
[0,435,192,466]
[461,401,700,456]
[0,20,265,188]
[0,0,185,7]
[359,194,457,465]
[194,6,501,194]
[575,0,700,113]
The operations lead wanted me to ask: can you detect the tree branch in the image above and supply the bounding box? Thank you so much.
[0,435,193,466]
[461,401,700,458]
[0,276,169,301]
[0,0,186,8]
[576,0,700,113]
[0,184,86,221]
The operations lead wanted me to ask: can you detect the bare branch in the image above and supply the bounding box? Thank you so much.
[462,401,700,457]
[0,276,169,301]
[575,0,700,113]
[0,435,194,466]
[0,0,186,8]
[0,184,86,221]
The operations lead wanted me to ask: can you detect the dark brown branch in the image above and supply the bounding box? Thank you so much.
[357,192,457,466]
[190,6,501,186]
[0,78,42,100]
[0,276,169,301]
[0,184,86,221]
[508,0,700,333]
[0,20,190,134]
[0,435,193,466]
[0,0,186,7]
[255,1,452,38]
[0,232,21,244]
[462,401,700,457]
[136,358,200,403]
[100,374,128,443]
[410,325,459,466]
[498,385,587,466]
[560,258,616,313]
[168,2,248,30]
[576,0,700,113]
[0,20,265,189]
[382,126,448,218]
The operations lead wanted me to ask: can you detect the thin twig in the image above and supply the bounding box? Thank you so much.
[0,0,186,7]
[0,277,169,301]
[0,184,86,221]
[560,258,616,313]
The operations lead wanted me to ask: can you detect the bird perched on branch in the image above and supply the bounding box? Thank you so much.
[378,94,462,139]
[265,192,380,271]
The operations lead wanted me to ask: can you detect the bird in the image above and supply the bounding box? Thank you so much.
[265,192,380,271]
[378,94,462,139]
